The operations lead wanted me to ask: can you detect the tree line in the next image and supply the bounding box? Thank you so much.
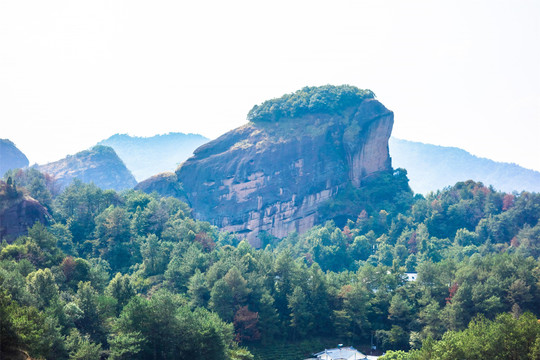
[1,168,539,359]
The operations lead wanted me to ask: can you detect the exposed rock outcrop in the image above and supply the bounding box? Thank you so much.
[135,172,186,198]
[0,139,29,177]
[140,85,394,246]
[37,146,137,191]
[0,181,50,242]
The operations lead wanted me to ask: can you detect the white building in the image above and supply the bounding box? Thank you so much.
[312,346,369,360]
[405,272,418,281]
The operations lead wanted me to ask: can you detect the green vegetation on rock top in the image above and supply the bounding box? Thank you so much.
[81,145,116,157]
[247,85,375,123]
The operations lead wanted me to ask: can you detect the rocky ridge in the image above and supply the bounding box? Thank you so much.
[141,86,394,246]
[37,145,137,191]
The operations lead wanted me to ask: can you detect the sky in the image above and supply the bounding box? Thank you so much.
[1,0,539,171]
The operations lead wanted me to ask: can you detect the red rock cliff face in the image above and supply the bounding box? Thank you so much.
[0,182,50,242]
[175,98,394,246]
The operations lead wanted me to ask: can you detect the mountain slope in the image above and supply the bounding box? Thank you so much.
[98,133,209,181]
[390,137,540,194]
[0,139,29,177]
[37,146,137,191]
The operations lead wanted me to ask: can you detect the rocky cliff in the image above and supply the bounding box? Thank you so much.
[153,86,393,246]
[0,139,29,177]
[37,146,137,191]
[0,180,50,242]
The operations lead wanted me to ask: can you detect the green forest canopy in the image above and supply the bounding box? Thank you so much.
[1,169,539,360]
[247,85,375,123]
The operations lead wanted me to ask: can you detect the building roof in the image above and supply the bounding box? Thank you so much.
[405,272,418,281]
[313,347,367,360]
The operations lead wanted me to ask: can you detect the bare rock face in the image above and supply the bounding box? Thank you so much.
[38,146,137,191]
[173,87,394,246]
[0,181,50,242]
[0,139,29,177]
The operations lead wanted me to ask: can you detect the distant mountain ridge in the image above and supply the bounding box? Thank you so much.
[98,133,209,181]
[390,137,540,194]
[37,145,136,191]
[0,139,29,177]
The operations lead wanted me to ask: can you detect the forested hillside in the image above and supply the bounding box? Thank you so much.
[1,168,539,359]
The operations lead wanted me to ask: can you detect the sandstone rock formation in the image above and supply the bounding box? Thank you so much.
[38,146,137,191]
[0,180,50,242]
[0,139,29,177]
[165,86,392,246]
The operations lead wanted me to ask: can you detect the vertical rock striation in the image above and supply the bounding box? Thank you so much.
[170,86,394,246]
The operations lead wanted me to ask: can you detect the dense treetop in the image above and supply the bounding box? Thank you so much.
[247,85,375,123]
[1,168,539,360]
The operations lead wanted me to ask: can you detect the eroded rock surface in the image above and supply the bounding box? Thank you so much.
[0,181,50,242]
[175,97,393,246]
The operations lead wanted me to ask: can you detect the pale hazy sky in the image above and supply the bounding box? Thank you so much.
[1,0,539,171]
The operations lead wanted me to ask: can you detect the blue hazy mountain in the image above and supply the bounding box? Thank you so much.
[390,137,540,194]
[98,133,209,181]
[98,132,539,194]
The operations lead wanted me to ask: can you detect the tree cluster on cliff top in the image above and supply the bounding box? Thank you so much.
[247,85,375,123]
